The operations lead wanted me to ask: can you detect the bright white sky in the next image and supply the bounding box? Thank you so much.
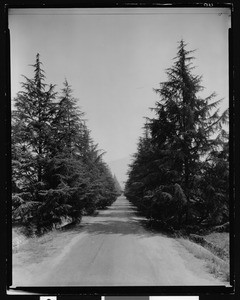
[9,7,230,164]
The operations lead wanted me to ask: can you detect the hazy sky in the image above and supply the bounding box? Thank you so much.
[9,7,230,165]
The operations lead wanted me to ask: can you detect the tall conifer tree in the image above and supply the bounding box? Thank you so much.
[148,40,228,222]
[126,40,229,229]
[51,79,84,156]
[12,53,57,190]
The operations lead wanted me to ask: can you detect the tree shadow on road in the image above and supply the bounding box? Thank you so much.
[61,199,163,237]
[79,218,155,237]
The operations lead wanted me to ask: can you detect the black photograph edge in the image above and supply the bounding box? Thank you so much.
[0,0,239,299]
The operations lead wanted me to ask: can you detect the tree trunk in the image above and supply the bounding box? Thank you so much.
[184,157,190,224]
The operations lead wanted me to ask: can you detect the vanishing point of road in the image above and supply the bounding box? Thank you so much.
[14,196,223,286]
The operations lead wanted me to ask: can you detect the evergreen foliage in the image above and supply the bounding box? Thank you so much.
[113,175,122,196]
[12,54,118,235]
[125,40,229,231]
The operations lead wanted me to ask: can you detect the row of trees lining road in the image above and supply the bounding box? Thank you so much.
[125,40,229,232]
[12,54,121,235]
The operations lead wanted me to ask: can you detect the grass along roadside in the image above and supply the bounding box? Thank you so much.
[13,224,83,266]
[144,218,230,282]
[12,211,101,271]
[204,232,229,260]
[12,223,89,286]
[177,234,229,283]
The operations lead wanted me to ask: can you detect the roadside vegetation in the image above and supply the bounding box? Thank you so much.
[124,40,230,281]
[204,232,229,260]
[177,235,229,282]
[12,54,122,236]
[125,40,229,234]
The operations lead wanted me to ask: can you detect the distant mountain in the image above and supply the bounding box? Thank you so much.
[107,156,133,190]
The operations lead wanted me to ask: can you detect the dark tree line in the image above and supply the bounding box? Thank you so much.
[125,40,229,232]
[12,54,121,235]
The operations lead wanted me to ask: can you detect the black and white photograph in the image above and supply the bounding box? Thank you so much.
[9,6,232,288]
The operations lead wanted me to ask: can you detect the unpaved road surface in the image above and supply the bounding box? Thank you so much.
[12,196,223,286]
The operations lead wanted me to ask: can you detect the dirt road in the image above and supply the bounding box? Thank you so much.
[13,196,223,286]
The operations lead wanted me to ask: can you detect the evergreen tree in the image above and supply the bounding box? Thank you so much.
[149,40,228,222]
[125,128,156,210]
[50,79,85,156]
[126,40,229,230]
[12,53,57,193]
[195,130,229,226]
[12,54,118,234]
[113,174,122,195]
